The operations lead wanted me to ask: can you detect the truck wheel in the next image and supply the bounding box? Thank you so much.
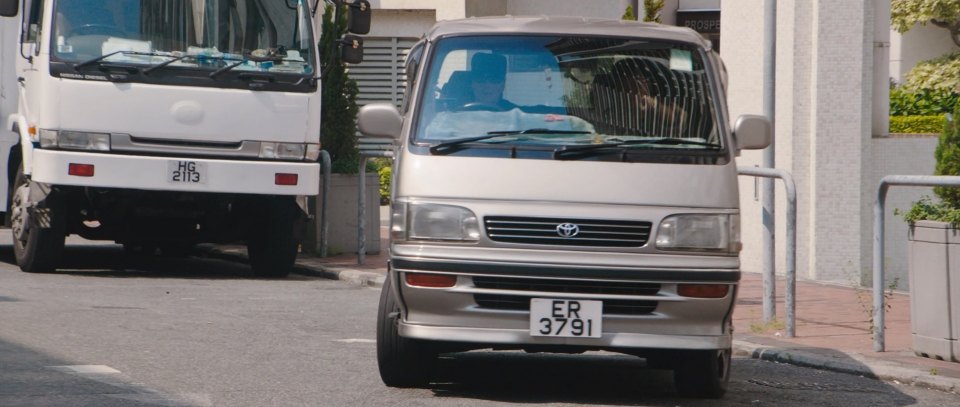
[10,167,66,273]
[246,197,299,278]
[377,275,437,388]
[673,348,730,399]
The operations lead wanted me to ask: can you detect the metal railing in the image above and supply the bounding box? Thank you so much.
[738,166,797,338]
[357,137,395,264]
[872,175,960,352]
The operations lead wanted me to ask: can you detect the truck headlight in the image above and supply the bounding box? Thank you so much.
[392,202,480,242]
[656,214,740,253]
[40,130,111,151]
[259,142,307,160]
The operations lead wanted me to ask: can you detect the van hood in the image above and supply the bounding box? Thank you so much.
[55,80,317,144]
[397,154,741,208]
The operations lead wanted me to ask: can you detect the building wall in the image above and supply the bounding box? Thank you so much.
[870,136,938,289]
[368,9,437,38]
[505,0,629,19]
[466,0,507,17]
[890,23,959,84]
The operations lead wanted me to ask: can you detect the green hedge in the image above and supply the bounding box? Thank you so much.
[889,115,945,134]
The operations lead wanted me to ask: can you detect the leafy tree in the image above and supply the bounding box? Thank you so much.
[319,4,360,173]
[622,5,635,20]
[903,51,960,93]
[935,103,960,207]
[643,0,664,23]
[891,0,960,46]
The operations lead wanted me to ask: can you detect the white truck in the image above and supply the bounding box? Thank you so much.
[0,0,369,277]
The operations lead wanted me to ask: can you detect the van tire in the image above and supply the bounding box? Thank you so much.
[247,197,299,278]
[673,348,730,399]
[377,275,437,388]
[11,166,65,273]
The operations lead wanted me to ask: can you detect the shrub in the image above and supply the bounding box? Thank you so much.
[890,87,958,116]
[903,51,960,94]
[889,115,946,133]
[378,165,392,205]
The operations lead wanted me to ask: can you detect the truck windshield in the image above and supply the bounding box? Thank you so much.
[413,35,723,157]
[52,0,315,77]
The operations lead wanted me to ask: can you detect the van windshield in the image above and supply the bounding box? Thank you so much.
[413,35,723,156]
[51,0,315,77]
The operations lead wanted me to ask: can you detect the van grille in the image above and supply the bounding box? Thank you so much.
[484,216,652,247]
[471,277,661,315]
[473,294,658,315]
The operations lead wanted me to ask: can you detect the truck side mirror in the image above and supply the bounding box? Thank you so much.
[733,114,771,151]
[0,0,18,17]
[340,35,364,64]
[358,103,402,140]
[346,0,371,35]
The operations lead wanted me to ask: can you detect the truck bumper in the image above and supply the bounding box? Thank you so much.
[31,150,319,196]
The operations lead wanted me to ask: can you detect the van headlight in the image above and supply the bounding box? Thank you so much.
[40,130,111,151]
[656,214,740,253]
[391,202,480,242]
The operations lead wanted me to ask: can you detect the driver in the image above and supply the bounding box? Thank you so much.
[467,53,516,110]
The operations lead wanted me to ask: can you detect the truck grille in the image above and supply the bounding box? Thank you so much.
[472,277,661,315]
[484,216,652,247]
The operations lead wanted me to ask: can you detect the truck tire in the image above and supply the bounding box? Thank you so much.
[673,348,730,399]
[377,275,438,388]
[10,166,66,273]
[246,197,300,278]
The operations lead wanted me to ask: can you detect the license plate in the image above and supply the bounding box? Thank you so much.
[168,160,206,184]
[529,298,602,338]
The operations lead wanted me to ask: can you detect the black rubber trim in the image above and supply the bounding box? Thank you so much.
[392,258,740,282]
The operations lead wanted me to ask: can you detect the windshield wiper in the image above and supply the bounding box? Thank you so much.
[143,55,189,75]
[428,129,591,155]
[552,138,722,160]
[73,50,164,71]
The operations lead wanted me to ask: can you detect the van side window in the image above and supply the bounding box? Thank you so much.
[401,42,425,114]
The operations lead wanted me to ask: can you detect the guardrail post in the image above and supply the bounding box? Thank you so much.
[738,166,797,337]
[873,175,960,352]
[317,150,331,257]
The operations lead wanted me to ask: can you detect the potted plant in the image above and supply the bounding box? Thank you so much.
[901,102,960,362]
[309,4,380,256]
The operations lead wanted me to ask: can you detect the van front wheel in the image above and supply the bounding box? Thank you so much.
[673,348,730,399]
[377,275,438,388]
[11,167,65,273]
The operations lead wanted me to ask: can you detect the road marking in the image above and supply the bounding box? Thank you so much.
[49,365,121,374]
[334,338,375,344]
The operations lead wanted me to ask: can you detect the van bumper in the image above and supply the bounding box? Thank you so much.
[392,256,738,351]
[31,149,319,196]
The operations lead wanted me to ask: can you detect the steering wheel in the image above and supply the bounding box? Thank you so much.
[458,102,507,112]
[67,24,125,37]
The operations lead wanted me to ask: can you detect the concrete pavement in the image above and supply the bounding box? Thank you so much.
[203,222,960,395]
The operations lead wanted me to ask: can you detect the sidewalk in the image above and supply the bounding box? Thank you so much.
[205,227,960,394]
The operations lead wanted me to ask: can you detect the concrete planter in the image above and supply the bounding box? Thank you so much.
[907,220,960,362]
[306,173,380,256]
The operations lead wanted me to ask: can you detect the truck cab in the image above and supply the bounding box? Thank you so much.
[360,16,771,398]
[0,0,368,276]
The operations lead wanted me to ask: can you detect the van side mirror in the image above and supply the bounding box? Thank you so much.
[358,103,402,140]
[346,0,371,35]
[340,35,364,64]
[0,0,18,17]
[733,115,771,150]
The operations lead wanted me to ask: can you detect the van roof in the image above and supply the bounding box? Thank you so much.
[425,15,710,49]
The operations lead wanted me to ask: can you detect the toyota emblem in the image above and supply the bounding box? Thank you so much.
[556,223,580,238]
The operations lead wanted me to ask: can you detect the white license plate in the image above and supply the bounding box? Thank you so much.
[168,160,207,184]
[529,298,602,338]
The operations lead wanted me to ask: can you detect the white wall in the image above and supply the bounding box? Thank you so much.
[505,0,629,19]
[368,9,436,38]
[870,136,938,289]
[466,0,507,17]
[890,23,959,84]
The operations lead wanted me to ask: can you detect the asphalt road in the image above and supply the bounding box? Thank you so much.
[1,237,958,406]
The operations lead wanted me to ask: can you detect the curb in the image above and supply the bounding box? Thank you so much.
[199,245,386,288]
[733,340,960,394]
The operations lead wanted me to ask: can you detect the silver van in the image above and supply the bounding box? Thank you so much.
[358,16,770,399]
